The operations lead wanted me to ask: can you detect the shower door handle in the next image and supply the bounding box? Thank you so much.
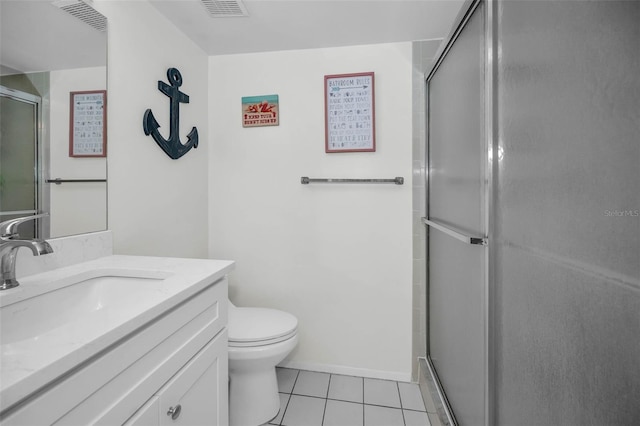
[422,218,487,246]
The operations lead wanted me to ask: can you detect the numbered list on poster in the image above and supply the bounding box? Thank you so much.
[326,74,374,151]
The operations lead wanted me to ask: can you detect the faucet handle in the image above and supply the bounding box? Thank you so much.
[0,213,49,238]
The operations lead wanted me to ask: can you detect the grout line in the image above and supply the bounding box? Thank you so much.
[363,376,366,426]
[290,369,300,394]
[320,374,332,426]
[290,394,331,401]
[277,395,289,426]
[326,396,368,404]
[279,395,290,422]
[363,376,367,404]
[397,381,407,426]
[321,398,413,410]
[277,369,300,425]
[321,396,328,426]
[363,400,366,426]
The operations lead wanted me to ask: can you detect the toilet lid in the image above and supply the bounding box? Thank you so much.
[228,307,298,345]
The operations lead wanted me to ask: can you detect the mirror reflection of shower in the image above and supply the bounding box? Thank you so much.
[0,86,45,239]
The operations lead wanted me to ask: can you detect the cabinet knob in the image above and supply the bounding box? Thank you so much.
[167,404,182,420]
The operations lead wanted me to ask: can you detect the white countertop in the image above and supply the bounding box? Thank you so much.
[0,255,234,414]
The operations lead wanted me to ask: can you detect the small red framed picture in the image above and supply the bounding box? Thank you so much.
[69,90,107,157]
[324,72,375,153]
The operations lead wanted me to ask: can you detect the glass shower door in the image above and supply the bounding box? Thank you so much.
[0,86,42,238]
[425,2,486,425]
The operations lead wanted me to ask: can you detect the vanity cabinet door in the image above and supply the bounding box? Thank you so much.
[124,396,160,426]
[158,330,228,426]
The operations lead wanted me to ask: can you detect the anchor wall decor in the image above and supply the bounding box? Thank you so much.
[143,68,198,159]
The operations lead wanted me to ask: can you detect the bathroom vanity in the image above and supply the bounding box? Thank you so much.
[0,255,234,425]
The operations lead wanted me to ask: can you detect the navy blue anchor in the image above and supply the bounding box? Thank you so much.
[143,68,198,159]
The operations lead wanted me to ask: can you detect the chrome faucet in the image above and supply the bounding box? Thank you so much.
[0,213,54,290]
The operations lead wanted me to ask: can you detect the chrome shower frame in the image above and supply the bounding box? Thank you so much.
[421,0,496,424]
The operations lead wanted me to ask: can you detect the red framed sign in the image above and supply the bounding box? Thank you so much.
[242,94,279,127]
[69,90,107,157]
[324,72,375,153]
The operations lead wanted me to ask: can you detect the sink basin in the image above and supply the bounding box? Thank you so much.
[1,268,172,346]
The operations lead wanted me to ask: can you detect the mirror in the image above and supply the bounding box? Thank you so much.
[0,0,107,239]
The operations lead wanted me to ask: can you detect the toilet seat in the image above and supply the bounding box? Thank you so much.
[228,307,298,348]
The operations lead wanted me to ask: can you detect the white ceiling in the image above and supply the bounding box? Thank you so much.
[0,0,464,74]
[149,0,465,56]
[0,0,108,74]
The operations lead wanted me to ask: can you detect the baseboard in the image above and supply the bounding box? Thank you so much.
[278,360,412,383]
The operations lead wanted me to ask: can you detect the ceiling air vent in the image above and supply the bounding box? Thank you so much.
[200,0,249,17]
[52,0,107,32]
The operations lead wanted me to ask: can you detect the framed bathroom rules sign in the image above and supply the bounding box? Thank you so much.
[69,90,106,157]
[324,72,375,153]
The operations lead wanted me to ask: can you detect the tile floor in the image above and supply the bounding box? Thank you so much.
[264,368,431,426]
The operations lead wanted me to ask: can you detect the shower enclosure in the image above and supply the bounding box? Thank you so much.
[423,0,640,424]
[0,85,46,238]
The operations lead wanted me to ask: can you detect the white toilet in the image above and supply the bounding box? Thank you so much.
[227,301,298,426]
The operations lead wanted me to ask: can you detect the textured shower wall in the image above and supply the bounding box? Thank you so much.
[494,1,640,424]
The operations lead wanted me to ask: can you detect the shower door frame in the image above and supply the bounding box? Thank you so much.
[423,0,497,424]
[0,85,49,238]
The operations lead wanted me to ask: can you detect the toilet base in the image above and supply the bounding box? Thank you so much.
[228,335,298,426]
[229,368,280,426]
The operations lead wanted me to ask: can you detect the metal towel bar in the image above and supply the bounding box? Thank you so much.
[46,178,107,185]
[301,177,404,185]
[422,217,487,245]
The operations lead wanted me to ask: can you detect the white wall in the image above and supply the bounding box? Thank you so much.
[209,43,414,380]
[49,67,106,238]
[97,0,209,257]
[96,0,414,379]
